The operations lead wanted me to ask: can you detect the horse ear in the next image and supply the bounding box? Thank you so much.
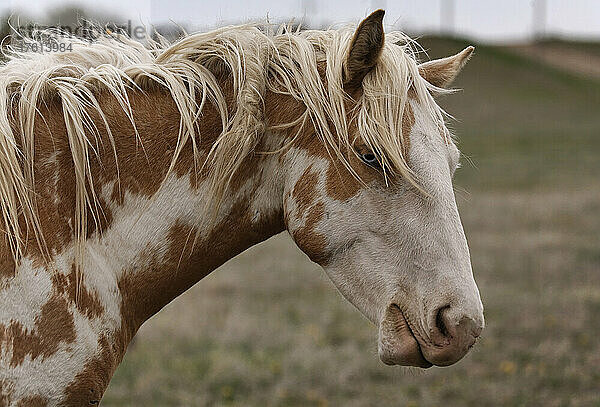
[418,46,474,88]
[344,9,385,90]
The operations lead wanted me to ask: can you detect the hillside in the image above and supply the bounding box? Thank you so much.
[420,36,600,192]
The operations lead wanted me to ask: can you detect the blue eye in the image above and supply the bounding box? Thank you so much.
[360,152,381,168]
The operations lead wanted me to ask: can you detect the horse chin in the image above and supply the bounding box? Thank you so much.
[377,304,432,368]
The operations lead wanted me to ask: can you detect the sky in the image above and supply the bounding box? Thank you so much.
[3,0,600,43]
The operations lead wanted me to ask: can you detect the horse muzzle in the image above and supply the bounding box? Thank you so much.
[378,303,483,367]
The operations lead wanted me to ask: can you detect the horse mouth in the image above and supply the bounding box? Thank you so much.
[378,304,433,368]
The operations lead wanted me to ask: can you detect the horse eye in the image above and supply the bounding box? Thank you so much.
[360,152,381,168]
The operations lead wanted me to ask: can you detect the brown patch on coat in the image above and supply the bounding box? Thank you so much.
[290,201,329,265]
[0,236,15,280]
[52,264,104,319]
[16,395,48,407]
[61,329,129,407]
[264,88,308,133]
[324,160,364,202]
[6,294,76,367]
[292,165,320,217]
[0,380,13,407]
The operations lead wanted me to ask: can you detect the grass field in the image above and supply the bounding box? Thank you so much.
[103,37,600,406]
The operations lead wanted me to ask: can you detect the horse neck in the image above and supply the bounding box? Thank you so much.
[19,84,286,331]
[108,129,287,338]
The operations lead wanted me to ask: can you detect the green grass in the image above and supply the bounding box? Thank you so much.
[103,38,600,406]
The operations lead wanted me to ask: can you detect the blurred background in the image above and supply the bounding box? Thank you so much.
[3,0,599,405]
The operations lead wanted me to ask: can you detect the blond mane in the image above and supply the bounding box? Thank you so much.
[0,21,448,269]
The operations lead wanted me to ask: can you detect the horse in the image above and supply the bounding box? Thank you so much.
[0,9,484,405]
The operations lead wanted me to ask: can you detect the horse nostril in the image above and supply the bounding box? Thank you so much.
[432,304,483,343]
[424,304,484,365]
[435,305,451,339]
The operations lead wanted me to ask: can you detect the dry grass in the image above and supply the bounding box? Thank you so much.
[102,37,600,406]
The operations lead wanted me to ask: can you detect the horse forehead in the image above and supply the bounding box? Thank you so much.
[407,96,456,156]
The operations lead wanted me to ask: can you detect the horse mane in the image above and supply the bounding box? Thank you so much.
[0,21,448,267]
